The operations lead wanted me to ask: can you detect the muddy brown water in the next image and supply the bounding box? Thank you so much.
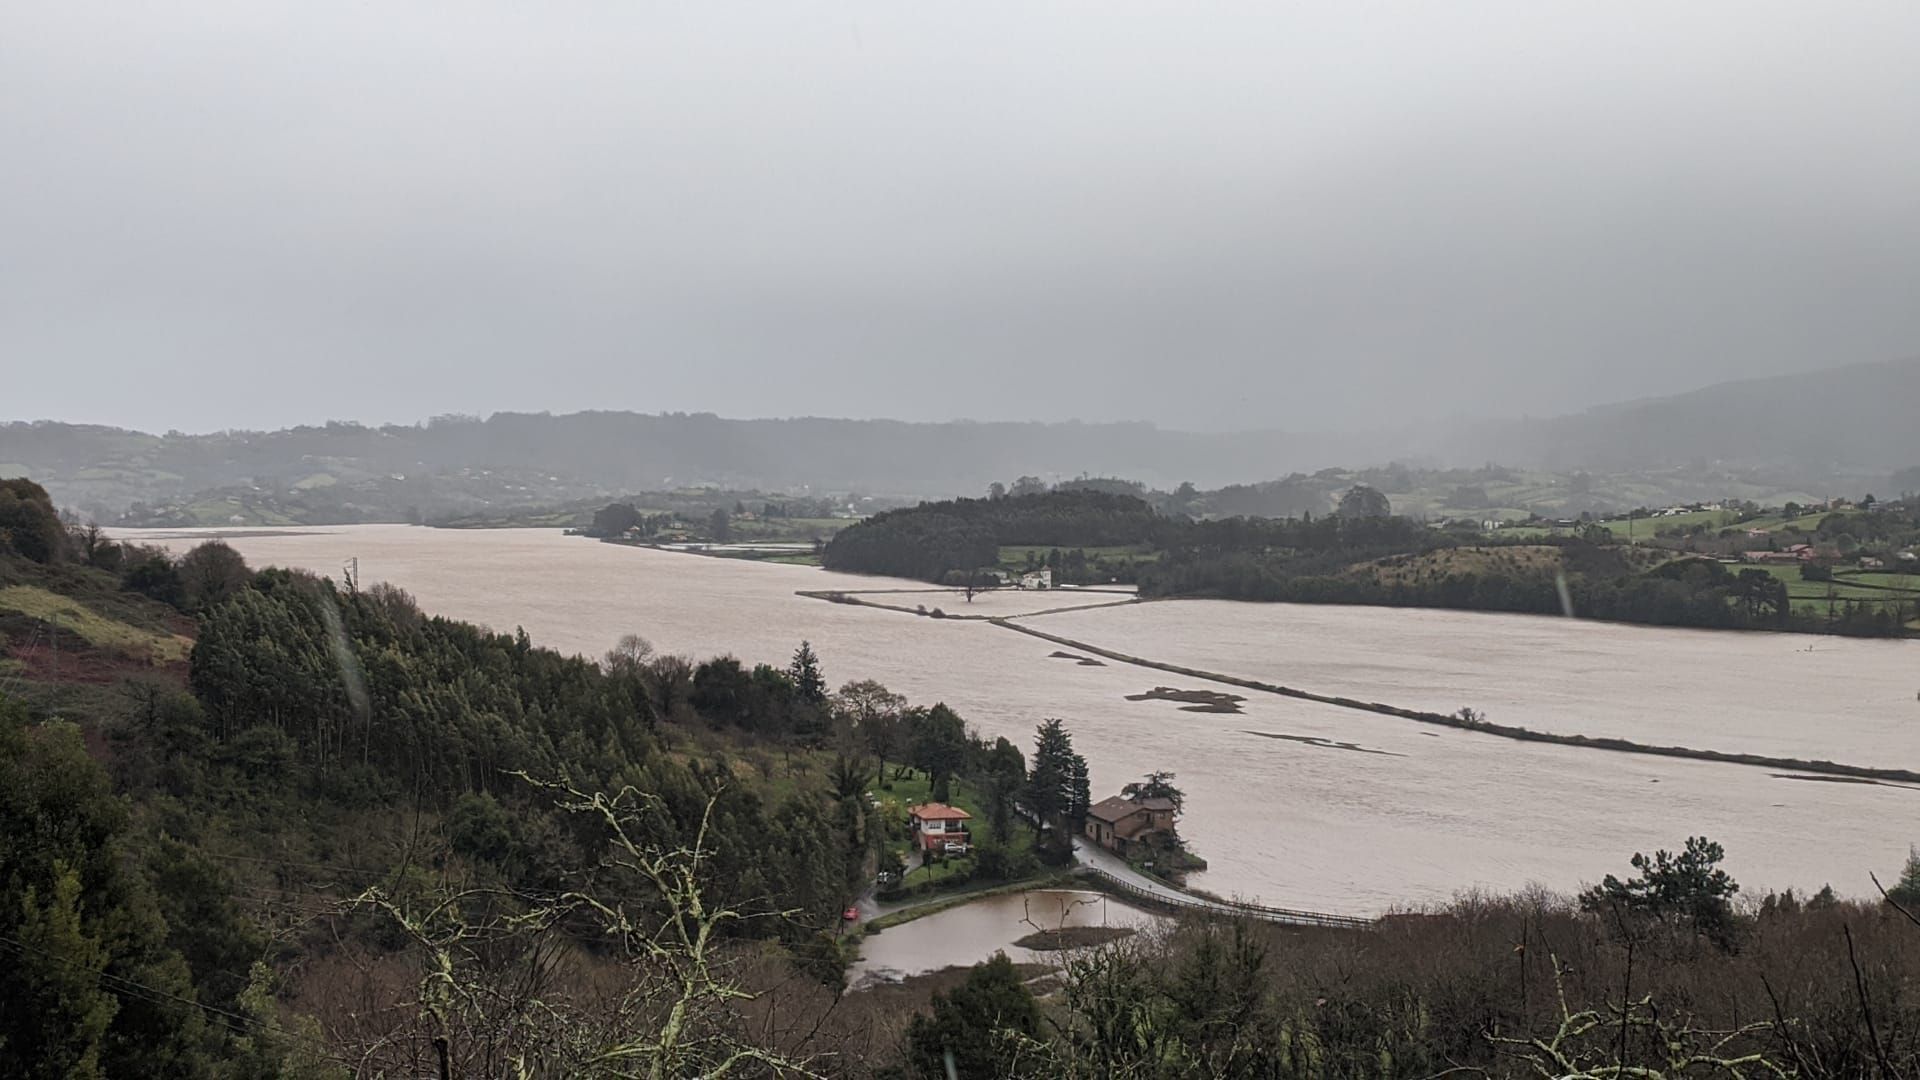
[850,890,1163,988]
[118,525,1920,914]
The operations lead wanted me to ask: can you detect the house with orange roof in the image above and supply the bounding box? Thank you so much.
[907,802,973,855]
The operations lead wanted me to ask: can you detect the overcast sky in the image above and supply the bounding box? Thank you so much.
[4,3,1919,434]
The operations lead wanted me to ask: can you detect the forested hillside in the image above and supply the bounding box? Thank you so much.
[0,476,1056,1074]
[822,491,1163,582]
[16,473,1920,1075]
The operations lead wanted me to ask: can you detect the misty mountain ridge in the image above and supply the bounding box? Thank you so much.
[1438,356,1920,478]
[4,357,1918,520]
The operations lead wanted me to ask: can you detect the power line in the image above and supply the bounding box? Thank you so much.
[0,932,351,1065]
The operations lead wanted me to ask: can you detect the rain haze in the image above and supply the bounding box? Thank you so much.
[13,10,1920,1069]
[4,3,1920,434]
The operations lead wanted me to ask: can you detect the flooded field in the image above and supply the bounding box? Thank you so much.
[118,525,1920,914]
[1026,599,1920,768]
[815,586,1135,618]
[850,890,1163,989]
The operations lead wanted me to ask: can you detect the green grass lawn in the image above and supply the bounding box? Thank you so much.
[1697,562,1914,602]
[1841,571,1920,591]
[1778,575,1913,603]
[729,517,846,542]
[1729,562,1798,583]
[1740,509,1855,533]
[1787,585,1911,603]
[869,768,1037,894]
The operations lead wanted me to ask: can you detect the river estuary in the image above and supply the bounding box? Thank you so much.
[120,525,1920,917]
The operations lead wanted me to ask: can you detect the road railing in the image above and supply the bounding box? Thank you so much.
[1075,866,1373,931]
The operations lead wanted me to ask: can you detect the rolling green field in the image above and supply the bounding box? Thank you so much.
[728,516,845,541]
[767,553,824,566]
[162,495,307,527]
[1789,584,1916,603]
[1501,507,1871,543]
[1714,562,1920,604]
[1739,509,1855,533]
[1851,570,1920,589]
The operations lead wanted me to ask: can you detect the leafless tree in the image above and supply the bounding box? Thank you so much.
[341,783,822,1079]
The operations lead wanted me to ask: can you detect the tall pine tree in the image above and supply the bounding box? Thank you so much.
[1025,719,1082,834]
[788,641,827,705]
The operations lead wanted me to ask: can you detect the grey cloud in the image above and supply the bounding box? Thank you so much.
[3,2,1918,433]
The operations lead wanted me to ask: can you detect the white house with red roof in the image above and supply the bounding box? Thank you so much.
[907,802,973,855]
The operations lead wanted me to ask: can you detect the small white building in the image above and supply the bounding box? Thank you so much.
[1018,568,1053,590]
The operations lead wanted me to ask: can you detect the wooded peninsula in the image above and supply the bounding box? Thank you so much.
[822,487,1920,637]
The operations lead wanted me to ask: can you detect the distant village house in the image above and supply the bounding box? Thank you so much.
[1743,544,1815,564]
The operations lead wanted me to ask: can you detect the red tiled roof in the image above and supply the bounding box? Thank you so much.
[909,802,972,821]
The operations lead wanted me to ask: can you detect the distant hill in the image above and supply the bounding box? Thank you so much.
[1441,357,1920,487]
[0,413,1379,521]
[7,359,1919,523]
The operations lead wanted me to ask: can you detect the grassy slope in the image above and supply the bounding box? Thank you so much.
[0,585,192,662]
[0,555,198,728]
[0,557,194,658]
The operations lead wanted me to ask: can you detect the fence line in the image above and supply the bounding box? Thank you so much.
[1074,866,1372,930]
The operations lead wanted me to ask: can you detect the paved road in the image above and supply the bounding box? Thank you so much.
[1070,838,1245,913]
[851,836,1367,929]
[1072,838,1371,928]
[854,849,930,923]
